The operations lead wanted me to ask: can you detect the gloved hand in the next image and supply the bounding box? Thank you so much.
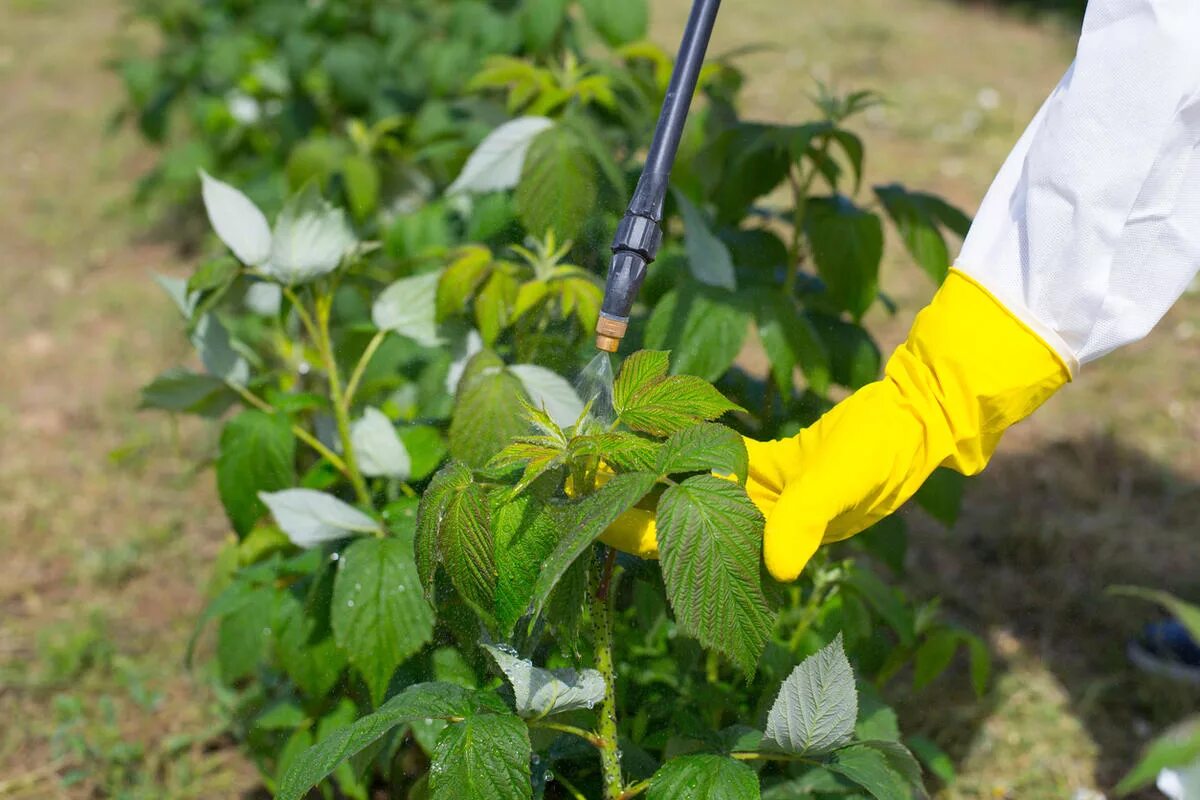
[599,269,1072,581]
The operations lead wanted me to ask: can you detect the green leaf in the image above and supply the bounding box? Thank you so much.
[826,744,914,800]
[217,586,275,682]
[187,256,239,295]
[806,196,883,320]
[648,755,760,800]
[217,412,295,540]
[913,629,958,690]
[520,0,567,50]
[332,536,435,705]
[439,479,495,622]
[618,373,743,438]
[811,314,881,390]
[906,735,956,785]
[752,291,831,397]
[913,468,964,527]
[1116,717,1200,794]
[276,682,482,800]
[675,191,736,291]
[449,352,529,468]
[645,285,751,382]
[657,475,774,675]
[514,125,596,242]
[483,644,604,718]
[613,350,670,411]
[274,584,346,700]
[572,432,661,473]
[964,633,991,698]
[342,154,380,221]
[140,368,236,417]
[437,246,493,321]
[397,425,448,482]
[873,184,950,283]
[658,423,748,483]
[764,634,857,755]
[494,494,562,635]
[1109,586,1200,645]
[415,461,474,596]
[580,0,649,46]
[449,116,555,196]
[843,568,915,647]
[530,472,658,618]
[430,713,531,800]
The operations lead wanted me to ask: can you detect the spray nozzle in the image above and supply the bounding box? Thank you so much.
[594,0,721,353]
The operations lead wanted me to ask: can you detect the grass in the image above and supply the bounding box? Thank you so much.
[2,0,1198,797]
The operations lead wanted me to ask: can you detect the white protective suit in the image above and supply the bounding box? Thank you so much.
[956,0,1200,374]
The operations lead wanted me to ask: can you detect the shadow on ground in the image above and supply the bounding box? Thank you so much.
[896,433,1200,797]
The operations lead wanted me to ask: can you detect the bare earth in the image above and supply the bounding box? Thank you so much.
[1,0,1197,797]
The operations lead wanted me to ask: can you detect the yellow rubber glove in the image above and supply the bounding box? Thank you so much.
[598,269,1072,579]
[749,269,1071,580]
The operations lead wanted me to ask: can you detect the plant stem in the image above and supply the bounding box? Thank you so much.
[617,778,653,800]
[731,751,822,765]
[343,329,386,410]
[313,289,371,506]
[527,721,604,748]
[591,547,624,800]
[226,380,351,477]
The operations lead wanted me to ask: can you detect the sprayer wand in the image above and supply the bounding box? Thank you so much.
[595,0,722,353]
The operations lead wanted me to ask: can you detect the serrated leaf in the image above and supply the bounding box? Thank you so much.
[217,586,274,682]
[448,116,555,195]
[675,191,736,290]
[415,461,474,595]
[351,407,412,479]
[494,494,563,635]
[200,171,272,266]
[276,682,482,800]
[514,125,596,241]
[644,285,751,382]
[530,472,658,618]
[217,410,296,537]
[509,364,584,429]
[613,350,669,411]
[449,352,529,468]
[476,269,520,345]
[648,754,760,800]
[266,185,357,284]
[657,475,774,674]
[430,713,531,800]
[260,489,380,548]
[764,634,857,755]
[440,480,495,620]
[484,644,604,718]
[618,374,742,437]
[658,423,748,483]
[571,432,660,473]
[826,744,913,800]
[806,196,883,320]
[373,270,444,348]
[332,536,435,705]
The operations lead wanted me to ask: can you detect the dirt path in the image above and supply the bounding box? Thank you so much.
[2,0,1197,797]
[0,1,255,796]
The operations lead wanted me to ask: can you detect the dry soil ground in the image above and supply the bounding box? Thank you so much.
[1,0,1198,798]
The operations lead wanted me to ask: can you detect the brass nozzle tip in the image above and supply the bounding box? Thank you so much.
[595,315,627,353]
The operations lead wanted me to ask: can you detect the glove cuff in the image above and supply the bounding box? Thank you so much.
[892,268,1072,475]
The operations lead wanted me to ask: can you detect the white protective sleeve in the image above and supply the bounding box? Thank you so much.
[954,0,1200,373]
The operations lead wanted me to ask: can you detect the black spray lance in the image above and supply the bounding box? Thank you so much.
[594,0,722,352]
